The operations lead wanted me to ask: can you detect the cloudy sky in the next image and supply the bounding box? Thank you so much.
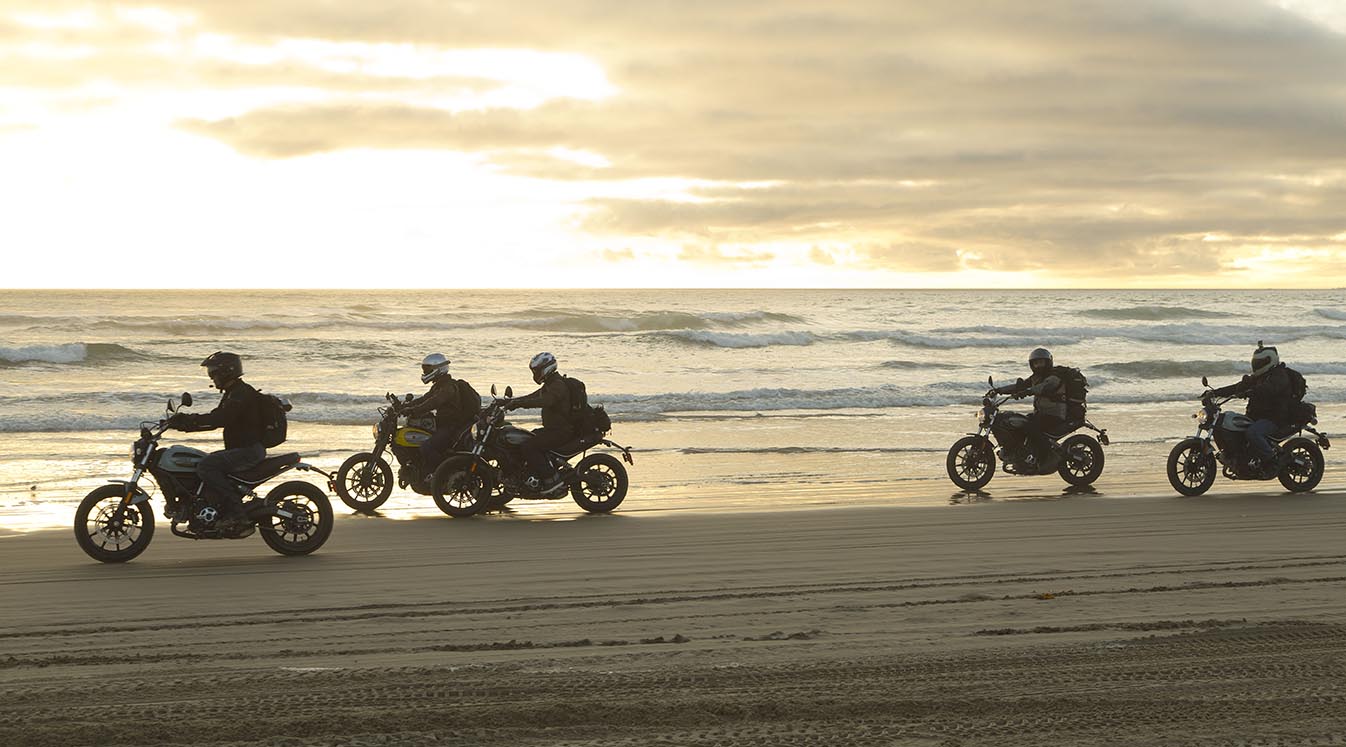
[2,0,1345,288]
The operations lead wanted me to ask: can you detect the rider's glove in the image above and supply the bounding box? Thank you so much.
[166,412,186,429]
[503,399,518,411]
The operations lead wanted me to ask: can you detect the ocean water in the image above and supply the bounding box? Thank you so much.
[1,289,1343,531]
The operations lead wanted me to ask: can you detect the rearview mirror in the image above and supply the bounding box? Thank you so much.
[181,392,192,407]
[490,384,497,396]
[505,386,513,398]
[405,393,414,402]
[1201,376,1209,387]
[987,375,994,386]
[167,398,176,412]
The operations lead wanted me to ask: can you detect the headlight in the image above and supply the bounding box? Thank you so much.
[129,444,138,460]
[372,423,380,438]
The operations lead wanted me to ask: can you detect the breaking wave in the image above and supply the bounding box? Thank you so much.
[0,343,149,366]
[861,323,1346,349]
[654,330,821,348]
[1315,307,1346,321]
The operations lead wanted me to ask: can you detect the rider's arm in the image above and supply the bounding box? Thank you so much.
[1028,374,1061,396]
[511,379,564,410]
[1209,377,1250,398]
[997,378,1030,395]
[404,381,452,417]
[177,388,246,431]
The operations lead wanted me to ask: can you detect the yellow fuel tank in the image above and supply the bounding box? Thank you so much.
[395,427,433,448]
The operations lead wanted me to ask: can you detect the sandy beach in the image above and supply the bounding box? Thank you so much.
[3,488,1344,746]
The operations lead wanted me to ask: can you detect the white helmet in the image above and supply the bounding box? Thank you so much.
[529,352,558,384]
[1251,342,1279,377]
[421,353,450,384]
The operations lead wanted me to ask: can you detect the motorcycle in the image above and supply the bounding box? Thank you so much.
[334,392,477,513]
[947,376,1109,491]
[430,385,635,517]
[74,393,336,563]
[1166,376,1329,496]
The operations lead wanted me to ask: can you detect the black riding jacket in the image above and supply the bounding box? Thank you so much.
[177,380,265,450]
[405,375,474,430]
[1211,365,1296,425]
[512,373,573,431]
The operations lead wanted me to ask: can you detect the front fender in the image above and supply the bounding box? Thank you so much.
[105,480,152,504]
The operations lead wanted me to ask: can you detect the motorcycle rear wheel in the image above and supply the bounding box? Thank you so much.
[571,453,629,513]
[1278,439,1324,493]
[432,456,492,517]
[1167,438,1216,496]
[74,485,155,563]
[334,452,394,513]
[259,481,333,556]
[947,436,995,491]
[1057,435,1105,486]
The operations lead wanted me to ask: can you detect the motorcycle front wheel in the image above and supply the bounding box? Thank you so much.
[259,481,334,556]
[431,456,492,517]
[1167,438,1217,496]
[571,453,629,513]
[74,485,155,563]
[1278,438,1325,493]
[335,452,394,513]
[1057,434,1105,486]
[946,436,995,491]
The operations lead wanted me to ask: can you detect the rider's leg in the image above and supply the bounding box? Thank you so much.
[522,427,575,485]
[419,426,459,473]
[1246,418,1278,467]
[196,444,265,519]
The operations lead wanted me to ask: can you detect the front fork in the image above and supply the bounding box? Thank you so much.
[110,469,150,526]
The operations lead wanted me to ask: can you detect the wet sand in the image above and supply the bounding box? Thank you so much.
[3,489,1345,746]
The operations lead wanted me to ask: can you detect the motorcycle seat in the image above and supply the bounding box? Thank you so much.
[230,452,301,483]
[549,433,604,459]
[1046,421,1083,439]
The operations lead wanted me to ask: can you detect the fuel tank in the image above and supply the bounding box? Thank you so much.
[499,426,532,447]
[157,444,208,473]
[395,427,432,448]
[1217,412,1252,432]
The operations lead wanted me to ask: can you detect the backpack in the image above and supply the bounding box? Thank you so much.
[1285,366,1307,401]
[256,390,291,448]
[456,379,481,420]
[562,375,603,432]
[1053,366,1089,421]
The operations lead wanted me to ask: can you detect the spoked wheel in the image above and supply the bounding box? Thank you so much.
[74,485,155,563]
[1278,438,1325,493]
[1058,434,1105,486]
[571,453,629,513]
[1167,438,1217,496]
[432,456,492,517]
[259,481,333,556]
[946,436,995,491]
[335,453,394,513]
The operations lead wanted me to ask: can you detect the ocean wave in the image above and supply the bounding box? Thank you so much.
[0,343,149,366]
[1315,307,1346,322]
[1096,359,1346,380]
[863,323,1346,349]
[1079,305,1232,321]
[654,330,821,349]
[5,309,807,337]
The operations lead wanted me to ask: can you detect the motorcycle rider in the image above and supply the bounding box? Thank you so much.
[402,353,479,475]
[1208,343,1297,475]
[504,352,575,492]
[993,347,1067,469]
[166,352,266,533]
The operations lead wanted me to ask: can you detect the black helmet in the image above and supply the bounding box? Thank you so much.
[1028,347,1053,375]
[202,351,243,389]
